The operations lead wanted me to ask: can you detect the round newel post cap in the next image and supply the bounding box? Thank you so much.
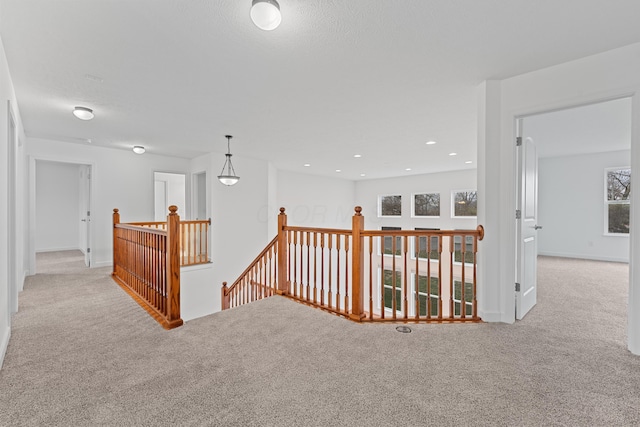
[354,206,362,216]
[113,208,119,213]
[279,207,286,215]
[168,205,178,214]
[477,224,485,241]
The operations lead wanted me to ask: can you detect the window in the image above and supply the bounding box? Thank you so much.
[606,168,630,234]
[414,228,440,261]
[382,269,402,312]
[452,190,477,218]
[381,226,402,256]
[453,280,474,316]
[379,195,402,217]
[453,235,475,264]
[413,193,440,217]
[415,274,440,317]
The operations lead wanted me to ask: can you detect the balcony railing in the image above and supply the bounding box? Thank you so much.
[223,207,484,323]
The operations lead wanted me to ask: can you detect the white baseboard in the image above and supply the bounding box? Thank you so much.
[478,310,508,323]
[0,326,10,370]
[538,251,628,264]
[36,246,79,253]
[92,260,112,268]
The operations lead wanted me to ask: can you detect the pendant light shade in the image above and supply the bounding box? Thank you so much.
[218,135,240,186]
[250,0,281,31]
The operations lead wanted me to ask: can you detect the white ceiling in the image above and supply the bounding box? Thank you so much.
[2,0,640,180]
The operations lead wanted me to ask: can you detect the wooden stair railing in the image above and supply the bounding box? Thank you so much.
[223,206,485,323]
[128,218,211,266]
[112,206,183,329]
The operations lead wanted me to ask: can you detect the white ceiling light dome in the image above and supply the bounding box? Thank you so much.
[250,0,281,31]
[73,106,94,120]
[133,146,145,154]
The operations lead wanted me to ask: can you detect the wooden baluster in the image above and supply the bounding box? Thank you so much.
[336,234,341,312]
[344,233,350,315]
[461,235,466,319]
[287,230,292,295]
[311,232,317,304]
[426,235,432,320]
[415,236,420,320]
[328,234,333,309]
[299,232,304,299]
[380,235,385,320]
[113,209,120,276]
[320,234,325,306]
[438,236,443,320]
[165,205,182,327]
[368,235,373,320]
[306,231,310,301]
[350,206,364,321]
[392,234,397,320]
[449,236,454,319]
[473,232,479,318]
[293,230,298,298]
[277,208,288,295]
[403,235,408,320]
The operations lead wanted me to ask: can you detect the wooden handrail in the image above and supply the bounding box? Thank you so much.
[222,236,279,310]
[112,206,183,329]
[223,206,485,324]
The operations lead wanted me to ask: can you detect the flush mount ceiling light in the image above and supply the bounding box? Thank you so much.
[73,106,94,120]
[133,146,145,154]
[251,0,281,31]
[218,135,240,186]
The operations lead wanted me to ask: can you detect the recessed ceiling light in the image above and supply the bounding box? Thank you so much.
[73,106,94,120]
[304,163,311,167]
[405,168,412,171]
[354,154,362,158]
[133,146,145,154]
[465,160,473,164]
[250,0,282,31]
[426,141,437,145]
[360,173,366,177]
[335,169,341,173]
[449,152,457,156]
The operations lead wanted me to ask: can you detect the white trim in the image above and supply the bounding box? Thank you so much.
[36,246,80,253]
[538,251,629,264]
[0,326,10,370]
[92,261,113,268]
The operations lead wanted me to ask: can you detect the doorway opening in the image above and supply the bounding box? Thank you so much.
[34,160,93,270]
[154,172,186,221]
[515,96,632,319]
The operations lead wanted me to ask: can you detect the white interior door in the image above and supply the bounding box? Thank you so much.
[516,119,541,319]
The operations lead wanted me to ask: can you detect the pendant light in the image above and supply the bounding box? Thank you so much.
[218,135,240,186]
[250,0,281,31]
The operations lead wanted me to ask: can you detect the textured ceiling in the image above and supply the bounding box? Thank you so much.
[2,0,640,180]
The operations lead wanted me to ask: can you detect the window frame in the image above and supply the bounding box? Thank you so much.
[604,166,631,236]
[451,190,478,218]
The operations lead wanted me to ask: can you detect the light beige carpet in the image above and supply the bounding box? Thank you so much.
[1,252,639,426]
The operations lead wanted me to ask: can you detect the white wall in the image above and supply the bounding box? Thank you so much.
[479,41,640,354]
[35,161,81,252]
[191,153,271,312]
[355,169,477,231]
[276,170,355,229]
[0,33,27,368]
[538,150,630,262]
[27,138,191,268]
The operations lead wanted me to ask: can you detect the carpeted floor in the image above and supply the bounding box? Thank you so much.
[1,252,639,426]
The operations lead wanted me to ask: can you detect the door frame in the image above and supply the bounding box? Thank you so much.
[28,156,96,274]
[511,95,634,319]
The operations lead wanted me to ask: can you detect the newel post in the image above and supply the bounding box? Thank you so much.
[350,206,365,321]
[112,208,120,275]
[166,205,183,326]
[221,282,230,310]
[277,207,289,295]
